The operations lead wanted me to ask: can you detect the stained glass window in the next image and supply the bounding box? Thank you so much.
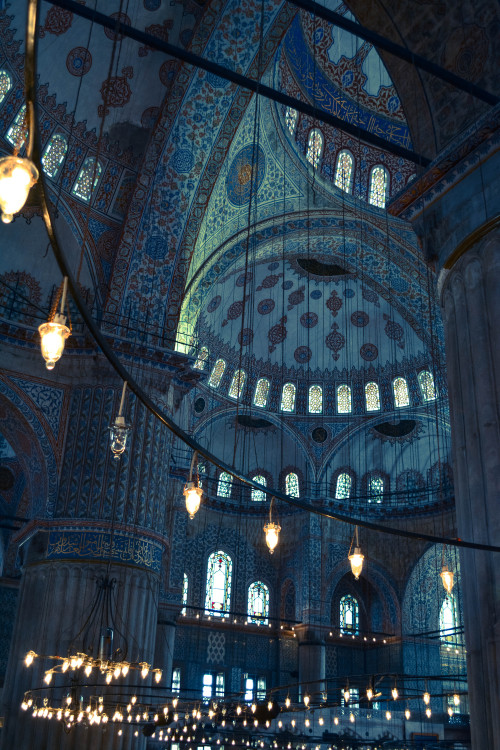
[337,384,352,414]
[365,381,380,412]
[0,70,12,106]
[308,384,323,414]
[254,378,270,408]
[248,581,270,624]
[335,472,352,500]
[418,370,436,401]
[251,474,266,503]
[194,346,209,370]
[285,472,299,498]
[369,166,389,208]
[440,593,457,642]
[368,475,384,504]
[340,594,359,634]
[41,134,68,178]
[285,107,298,134]
[208,358,226,388]
[172,667,181,694]
[71,157,102,202]
[229,368,246,399]
[306,128,323,169]
[281,382,296,412]
[6,104,27,148]
[203,673,225,700]
[393,377,410,407]
[334,150,354,193]
[245,676,266,701]
[205,550,232,616]
[181,573,188,615]
[217,471,232,498]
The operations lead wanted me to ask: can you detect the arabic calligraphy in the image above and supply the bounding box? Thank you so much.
[47,531,162,574]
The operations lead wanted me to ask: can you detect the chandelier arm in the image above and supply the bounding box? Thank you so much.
[25,0,500,555]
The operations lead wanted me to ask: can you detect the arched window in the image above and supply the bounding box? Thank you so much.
[205,551,232,617]
[248,581,270,624]
[6,104,27,148]
[369,165,389,208]
[308,384,323,414]
[228,369,246,399]
[440,593,457,642]
[72,157,102,202]
[306,128,323,169]
[280,383,296,412]
[0,70,12,106]
[251,474,266,503]
[285,472,299,498]
[41,134,68,178]
[335,472,352,500]
[208,358,226,388]
[340,594,359,635]
[368,475,384,504]
[181,573,188,615]
[254,377,270,408]
[418,370,436,401]
[337,384,352,414]
[393,377,410,407]
[217,471,232,498]
[285,107,298,134]
[334,150,354,193]
[365,381,380,412]
[194,346,209,370]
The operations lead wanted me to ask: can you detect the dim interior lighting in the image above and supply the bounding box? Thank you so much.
[39,277,71,370]
[423,691,430,705]
[426,707,432,718]
[303,694,310,707]
[184,451,203,519]
[440,564,455,594]
[0,154,38,223]
[349,713,355,723]
[348,526,364,579]
[405,708,411,720]
[385,711,391,721]
[264,497,280,553]
[109,381,132,459]
[453,693,460,706]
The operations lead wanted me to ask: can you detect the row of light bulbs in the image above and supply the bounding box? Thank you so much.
[24,649,162,684]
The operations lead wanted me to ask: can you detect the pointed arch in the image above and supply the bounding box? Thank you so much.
[334,150,354,193]
[205,551,233,617]
[369,165,389,208]
[306,128,323,169]
[248,581,270,624]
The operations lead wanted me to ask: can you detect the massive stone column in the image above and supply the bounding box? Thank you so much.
[440,232,500,750]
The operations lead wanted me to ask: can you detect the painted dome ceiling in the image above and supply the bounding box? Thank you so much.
[196,256,428,379]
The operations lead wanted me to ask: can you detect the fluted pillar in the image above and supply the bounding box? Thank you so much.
[297,627,326,701]
[440,229,500,750]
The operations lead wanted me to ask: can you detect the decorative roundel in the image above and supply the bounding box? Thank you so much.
[268,262,280,271]
[236,272,253,287]
[362,287,379,305]
[351,310,369,327]
[343,288,355,298]
[325,323,345,360]
[257,298,275,315]
[259,274,281,289]
[0,466,14,491]
[390,276,408,293]
[103,12,131,40]
[227,300,245,320]
[300,311,318,328]
[207,296,221,313]
[310,289,322,300]
[226,144,266,206]
[326,290,343,316]
[384,318,404,341]
[282,280,293,290]
[159,60,177,86]
[194,397,206,414]
[311,427,328,444]
[170,149,194,174]
[238,328,254,346]
[66,47,92,76]
[360,343,379,361]
[294,346,312,364]
[141,107,160,128]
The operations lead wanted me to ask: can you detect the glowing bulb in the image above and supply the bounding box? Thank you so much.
[285,696,290,708]
[440,565,455,594]
[448,706,453,716]
[62,659,69,672]
[334,717,339,726]
[24,651,36,667]
[268,701,273,711]
[38,315,71,371]
[141,663,150,679]
[0,156,38,223]
[121,663,129,676]
[131,695,137,704]
[348,547,364,579]
[453,694,460,706]
[423,692,430,705]
[44,672,52,685]
[349,713,355,723]
[251,703,257,713]
[263,522,281,553]
[172,698,178,708]
[114,666,121,679]
[391,687,399,701]
[236,706,242,715]
[405,709,411,720]
[305,719,310,727]
[184,482,203,519]
[105,672,112,684]
[343,688,350,704]
[426,707,432,718]
[84,664,92,677]
[385,711,391,721]
[366,687,373,701]
[318,717,324,726]
[155,669,162,683]
[303,694,310,707]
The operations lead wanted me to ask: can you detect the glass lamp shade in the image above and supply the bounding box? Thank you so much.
[440,565,454,594]
[184,482,203,519]
[0,155,38,223]
[263,522,281,554]
[109,416,132,459]
[405,709,411,720]
[348,546,364,579]
[38,314,70,370]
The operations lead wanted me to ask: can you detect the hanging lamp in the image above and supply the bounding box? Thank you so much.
[348,526,364,579]
[183,451,203,519]
[263,497,281,554]
[109,381,132,459]
[38,277,71,370]
[0,104,38,223]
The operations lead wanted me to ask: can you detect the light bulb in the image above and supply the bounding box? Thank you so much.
[131,695,137,704]
[39,315,70,370]
[268,701,273,711]
[62,659,69,672]
[121,663,129,676]
[303,694,310,707]
[453,693,460,706]
[24,651,36,667]
[263,522,281,553]
[114,666,121,679]
[366,687,373,701]
[285,696,290,708]
[106,672,112,684]
[343,688,350,704]
[425,707,432,718]
[141,663,150,679]
[184,482,203,519]
[423,692,430,705]
[109,416,131,459]
[348,547,364,579]
[349,713,354,723]
[44,672,52,685]
[84,664,92,677]
[155,669,162,683]
[318,717,324,726]
[0,155,38,223]
[334,717,339,726]
[236,705,241,715]
[448,706,453,716]
[172,698,178,708]
[251,703,257,713]
[305,719,310,727]
[440,565,455,594]
[391,687,398,701]
[385,711,391,721]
